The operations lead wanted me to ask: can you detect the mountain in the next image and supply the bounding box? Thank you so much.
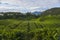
[41,7,60,16]
[32,11,42,15]
[39,7,60,21]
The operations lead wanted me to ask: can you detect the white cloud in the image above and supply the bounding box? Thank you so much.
[0,0,60,12]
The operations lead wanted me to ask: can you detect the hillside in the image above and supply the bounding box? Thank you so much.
[40,7,60,16]
[0,8,60,40]
[39,7,60,21]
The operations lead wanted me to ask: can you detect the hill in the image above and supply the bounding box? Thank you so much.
[39,7,60,21]
[40,7,60,16]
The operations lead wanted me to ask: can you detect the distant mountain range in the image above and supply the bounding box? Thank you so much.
[32,7,60,16]
[32,11,42,15]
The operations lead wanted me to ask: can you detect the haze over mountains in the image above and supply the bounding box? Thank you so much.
[0,7,60,15]
[0,7,60,16]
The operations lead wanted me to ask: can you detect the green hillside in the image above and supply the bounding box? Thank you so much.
[0,8,60,40]
[41,7,60,16]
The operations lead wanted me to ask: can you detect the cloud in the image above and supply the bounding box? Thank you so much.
[0,0,60,12]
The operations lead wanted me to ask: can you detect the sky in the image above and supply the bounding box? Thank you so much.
[0,0,60,13]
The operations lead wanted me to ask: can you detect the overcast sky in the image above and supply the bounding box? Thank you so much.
[0,0,60,12]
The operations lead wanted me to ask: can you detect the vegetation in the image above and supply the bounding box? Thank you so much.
[0,8,60,40]
[0,12,39,20]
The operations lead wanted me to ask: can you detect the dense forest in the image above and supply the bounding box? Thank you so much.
[0,7,60,40]
[0,12,40,20]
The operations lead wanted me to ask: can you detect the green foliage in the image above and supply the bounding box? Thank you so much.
[0,12,39,20]
[0,8,60,40]
[0,19,59,40]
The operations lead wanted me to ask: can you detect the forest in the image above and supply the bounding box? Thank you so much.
[0,8,60,40]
